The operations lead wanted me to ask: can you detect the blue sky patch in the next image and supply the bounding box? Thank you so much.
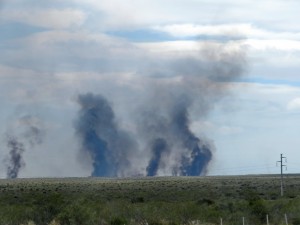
[107,29,177,42]
[237,77,300,87]
[107,28,245,43]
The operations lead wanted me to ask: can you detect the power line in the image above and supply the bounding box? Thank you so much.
[209,164,278,175]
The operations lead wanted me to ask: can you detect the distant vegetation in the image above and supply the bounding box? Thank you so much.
[0,175,300,225]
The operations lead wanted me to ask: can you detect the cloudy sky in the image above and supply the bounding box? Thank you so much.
[1,0,300,178]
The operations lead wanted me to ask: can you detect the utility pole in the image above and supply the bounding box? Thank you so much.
[277,154,287,196]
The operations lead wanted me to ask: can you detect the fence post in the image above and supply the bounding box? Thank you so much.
[220,218,223,225]
[242,217,245,225]
[285,214,288,225]
[267,214,269,225]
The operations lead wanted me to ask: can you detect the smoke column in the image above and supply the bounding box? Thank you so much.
[3,115,45,178]
[171,101,212,176]
[146,138,169,176]
[139,45,245,176]
[75,92,214,177]
[75,44,246,177]
[75,93,136,177]
[6,136,25,179]
[139,95,212,176]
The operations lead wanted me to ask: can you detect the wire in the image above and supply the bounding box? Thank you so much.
[208,164,284,175]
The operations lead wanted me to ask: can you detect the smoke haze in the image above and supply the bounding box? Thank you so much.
[20,115,45,147]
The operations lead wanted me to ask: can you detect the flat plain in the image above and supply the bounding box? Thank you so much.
[0,175,300,225]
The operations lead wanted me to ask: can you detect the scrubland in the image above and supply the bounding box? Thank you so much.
[0,175,300,225]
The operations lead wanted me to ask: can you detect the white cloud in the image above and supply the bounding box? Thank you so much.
[246,39,300,51]
[136,40,245,57]
[0,29,146,73]
[3,0,300,32]
[71,0,220,28]
[22,30,111,45]
[153,24,268,38]
[153,24,300,46]
[137,38,300,54]
[0,64,41,78]
[2,8,86,29]
[287,98,300,110]
[70,0,300,31]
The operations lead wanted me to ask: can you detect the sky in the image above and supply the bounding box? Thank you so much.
[0,0,300,178]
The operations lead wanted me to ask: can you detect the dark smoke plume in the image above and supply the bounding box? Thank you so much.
[75,44,246,177]
[146,138,169,176]
[139,45,245,176]
[75,93,136,177]
[3,115,45,178]
[140,95,213,176]
[6,136,25,179]
[171,100,212,176]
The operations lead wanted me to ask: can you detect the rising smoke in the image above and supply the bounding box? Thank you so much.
[20,115,45,147]
[75,93,137,177]
[6,136,25,179]
[4,115,45,178]
[171,100,212,176]
[75,90,214,177]
[146,138,169,176]
[75,43,246,177]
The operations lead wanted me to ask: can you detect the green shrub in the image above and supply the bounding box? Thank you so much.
[110,217,128,225]
[291,217,300,225]
[56,202,96,225]
[131,197,145,203]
